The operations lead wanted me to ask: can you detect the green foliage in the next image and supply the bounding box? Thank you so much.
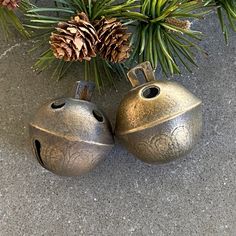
[23,0,236,88]
[25,0,138,88]
[0,0,31,39]
[127,0,210,76]
[204,0,236,44]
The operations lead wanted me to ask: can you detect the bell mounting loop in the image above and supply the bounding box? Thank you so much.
[75,81,95,101]
[127,61,155,88]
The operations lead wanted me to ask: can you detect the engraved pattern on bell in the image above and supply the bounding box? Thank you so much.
[29,81,114,176]
[115,62,202,164]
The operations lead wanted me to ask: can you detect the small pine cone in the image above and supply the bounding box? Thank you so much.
[94,17,131,63]
[165,18,191,30]
[0,0,20,10]
[50,12,99,62]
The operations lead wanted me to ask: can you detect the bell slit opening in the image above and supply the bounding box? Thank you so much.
[33,140,45,168]
[92,110,104,122]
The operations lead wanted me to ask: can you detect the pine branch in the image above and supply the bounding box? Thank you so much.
[204,0,236,44]
[22,0,236,88]
[24,0,134,89]
[0,0,31,39]
[127,0,209,76]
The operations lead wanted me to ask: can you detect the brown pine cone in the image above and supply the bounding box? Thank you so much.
[165,18,191,30]
[94,17,131,63]
[50,12,99,62]
[0,0,20,10]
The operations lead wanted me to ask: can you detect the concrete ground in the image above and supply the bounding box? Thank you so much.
[0,13,235,236]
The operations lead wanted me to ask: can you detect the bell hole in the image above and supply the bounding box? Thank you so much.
[92,110,104,122]
[142,86,160,99]
[33,140,45,167]
[51,100,66,109]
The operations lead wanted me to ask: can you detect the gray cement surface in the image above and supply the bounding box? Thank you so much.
[0,13,235,236]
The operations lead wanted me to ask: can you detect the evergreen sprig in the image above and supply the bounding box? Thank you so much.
[24,0,138,89]
[0,0,31,39]
[127,0,210,76]
[21,0,236,89]
[204,0,236,44]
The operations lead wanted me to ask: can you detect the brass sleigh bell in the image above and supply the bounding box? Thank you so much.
[29,81,114,176]
[115,62,202,164]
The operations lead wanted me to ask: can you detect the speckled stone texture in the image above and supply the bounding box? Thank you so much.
[0,13,235,236]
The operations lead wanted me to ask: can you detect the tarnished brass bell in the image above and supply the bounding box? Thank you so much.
[29,81,114,176]
[115,62,202,164]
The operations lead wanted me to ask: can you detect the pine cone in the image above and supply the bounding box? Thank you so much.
[50,12,99,62]
[94,17,131,63]
[0,0,20,10]
[165,18,191,30]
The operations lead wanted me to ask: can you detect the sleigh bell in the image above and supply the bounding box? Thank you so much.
[29,81,114,176]
[115,62,202,164]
